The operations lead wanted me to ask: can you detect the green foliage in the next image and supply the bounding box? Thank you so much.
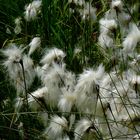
[0,0,140,139]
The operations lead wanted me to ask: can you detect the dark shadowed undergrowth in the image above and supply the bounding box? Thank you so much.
[0,0,140,139]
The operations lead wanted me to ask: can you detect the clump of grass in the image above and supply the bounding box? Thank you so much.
[0,0,140,139]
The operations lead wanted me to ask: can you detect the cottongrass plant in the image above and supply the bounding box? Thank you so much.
[24,0,42,21]
[1,44,35,95]
[68,0,96,22]
[75,64,105,114]
[14,17,22,34]
[1,0,140,139]
[28,37,41,56]
[43,115,69,140]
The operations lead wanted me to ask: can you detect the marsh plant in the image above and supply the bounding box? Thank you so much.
[0,0,140,139]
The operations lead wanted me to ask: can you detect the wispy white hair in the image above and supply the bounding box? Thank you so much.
[43,64,65,107]
[44,115,68,140]
[123,23,140,54]
[28,87,48,111]
[2,45,35,94]
[98,33,114,48]
[14,97,24,113]
[74,118,94,140]
[42,63,66,86]
[76,64,105,92]
[14,97,24,122]
[14,17,22,34]
[36,63,66,108]
[2,44,22,64]
[14,55,35,94]
[24,0,42,21]
[40,48,65,65]
[98,18,117,48]
[111,0,123,11]
[75,64,105,113]
[58,88,76,113]
[63,71,76,91]
[28,37,41,56]
[22,55,35,87]
[79,2,96,21]
[99,18,117,34]
[2,45,23,92]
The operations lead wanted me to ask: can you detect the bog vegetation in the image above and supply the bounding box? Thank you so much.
[0,0,140,139]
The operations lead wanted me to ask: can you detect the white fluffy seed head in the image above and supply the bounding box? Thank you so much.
[76,69,97,95]
[24,0,42,21]
[45,85,62,108]
[25,6,37,21]
[28,37,41,56]
[31,0,42,9]
[14,55,35,94]
[14,97,24,113]
[35,65,44,79]
[22,55,34,69]
[64,71,76,91]
[129,23,140,40]
[40,64,66,107]
[28,87,48,111]
[21,55,35,92]
[75,65,105,113]
[40,48,65,65]
[2,45,35,94]
[45,115,68,140]
[28,87,48,101]
[122,37,137,54]
[42,63,66,87]
[58,88,76,112]
[14,97,24,122]
[79,2,96,21]
[98,33,114,48]
[99,18,117,34]
[123,23,140,54]
[15,17,22,25]
[74,119,92,140]
[14,25,22,34]
[14,17,22,34]
[75,64,105,97]
[2,44,22,63]
[111,0,123,11]
[74,48,82,56]
[37,63,66,108]
[2,45,23,92]
[6,27,11,34]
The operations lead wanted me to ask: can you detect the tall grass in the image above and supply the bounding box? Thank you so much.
[0,0,140,139]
